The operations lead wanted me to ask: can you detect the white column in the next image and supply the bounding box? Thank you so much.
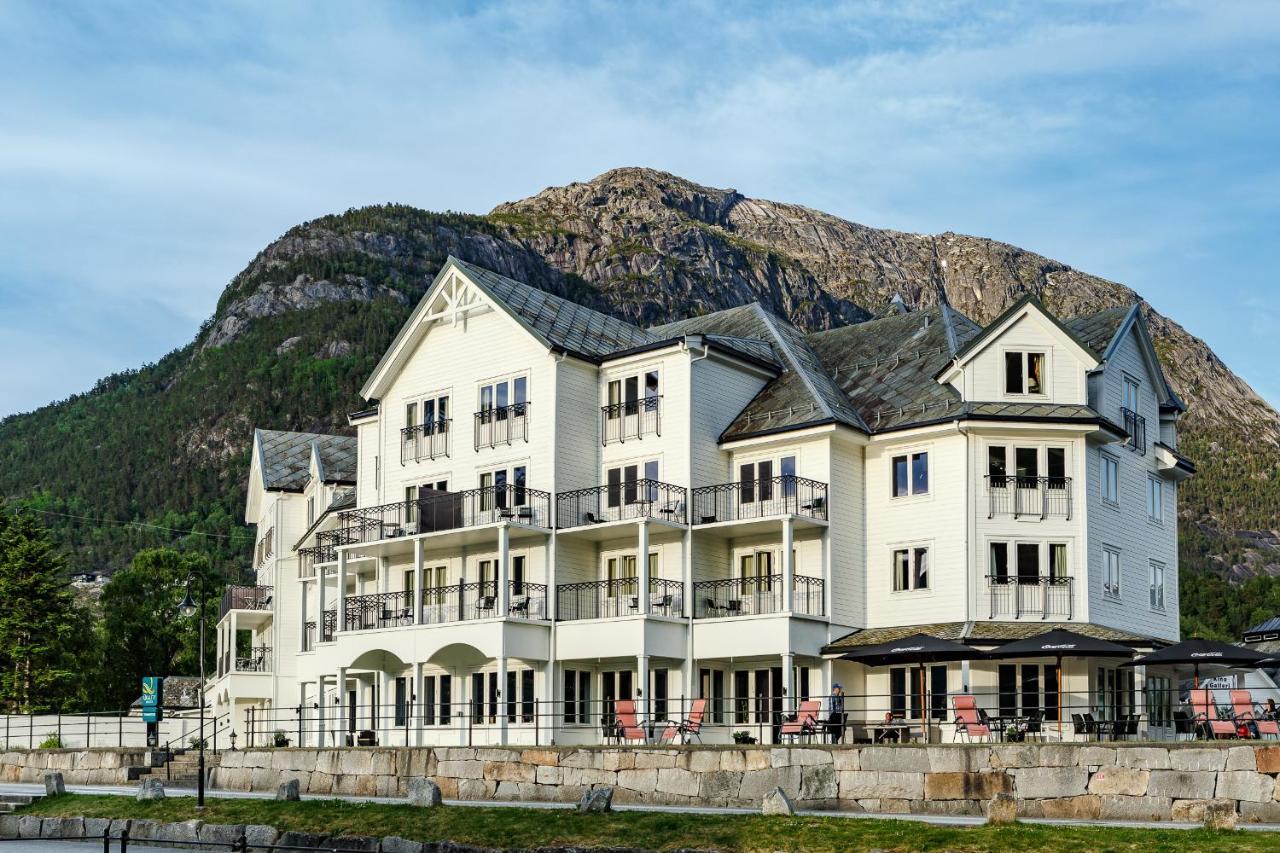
[337,551,349,633]
[637,654,651,727]
[782,516,795,612]
[379,557,390,594]
[543,660,556,745]
[414,538,425,625]
[1134,664,1148,740]
[782,652,796,717]
[498,525,511,614]
[497,657,510,744]
[317,567,327,642]
[637,519,650,614]
[335,667,347,747]
[299,580,309,653]
[230,612,239,672]
[379,670,392,746]
[413,662,426,747]
[298,682,309,747]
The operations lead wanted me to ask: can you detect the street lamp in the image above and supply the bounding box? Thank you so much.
[178,570,207,808]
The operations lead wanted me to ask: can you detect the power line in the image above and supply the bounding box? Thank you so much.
[20,508,240,541]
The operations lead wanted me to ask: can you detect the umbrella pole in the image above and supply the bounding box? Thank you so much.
[1057,657,1063,738]
[919,664,926,742]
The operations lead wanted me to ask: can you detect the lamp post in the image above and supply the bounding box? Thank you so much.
[178,569,207,808]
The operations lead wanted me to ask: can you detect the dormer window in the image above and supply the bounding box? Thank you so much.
[1004,351,1045,395]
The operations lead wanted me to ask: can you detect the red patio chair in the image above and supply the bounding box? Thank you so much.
[1190,688,1237,739]
[952,694,990,743]
[779,700,822,743]
[614,699,647,744]
[656,698,707,744]
[1232,689,1279,739]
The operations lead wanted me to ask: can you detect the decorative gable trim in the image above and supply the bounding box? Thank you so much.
[935,294,1099,385]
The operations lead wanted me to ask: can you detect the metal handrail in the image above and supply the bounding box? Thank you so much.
[234,646,272,673]
[556,478,688,528]
[474,402,530,450]
[601,395,662,445]
[343,591,415,631]
[692,573,825,618]
[1122,407,1147,454]
[985,475,1072,520]
[401,418,451,463]
[218,585,272,619]
[555,577,685,620]
[691,476,828,525]
[336,485,553,546]
[986,574,1074,620]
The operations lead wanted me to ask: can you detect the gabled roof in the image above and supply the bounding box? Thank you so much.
[1065,305,1131,357]
[821,621,1162,655]
[1067,304,1186,414]
[293,486,357,550]
[940,293,1100,377]
[255,429,356,492]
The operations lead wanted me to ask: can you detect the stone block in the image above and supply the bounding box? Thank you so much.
[407,749,434,778]
[557,749,594,768]
[926,746,987,772]
[0,815,22,839]
[831,749,860,771]
[485,761,535,784]
[1098,795,1173,821]
[878,798,911,814]
[250,767,278,790]
[438,747,476,762]
[276,779,300,801]
[1255,746,1280,774]
[457,778,496,800]
[987,792,1017,824]
[600,751,634,772]
[43,771,65,796]
[740,766,802,801]
[1038,795,1101,820]
[1147,769,1217,800]
[1204,800,1238,831]
[82,818,110,841]
[561,767,616,787]
[1216,771,1274,803]
[382,837,425,853]
[1037,745,1078,767]
[308,772,334,794]
[1116,747,1171,770]
[989,744,1038,769]
[719,750,747,771]
[656,767,700,798]
[1240,801,1280,823]
[860,747,930,773]
[684,750,720,773]
[800,765,838,801]
[535,765,562,785]
[762,787,795,815]
[407,777,442,807]
[836,770,922,800]
[1225,746,1257,771]
[699,770,742,801]
[157,820,202,845]
[616,768,657,792]
[339,751,373,775]
[924,771,1013,801]
[434,776,458,799]
[136,777,165,800]
[17,816,42,838]
[128,820,158,841]
[519,749,559,766]
[633,751,677,769]
[1010,766,1087,799]
[1169,748,1226,772]
[1086,766,1149,796]
[436,759,484,780]
[578,786,613,812]
[199,823,246,845]
[744,749,771,770]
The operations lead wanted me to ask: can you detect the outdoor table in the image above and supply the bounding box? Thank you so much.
[873,723,916,743]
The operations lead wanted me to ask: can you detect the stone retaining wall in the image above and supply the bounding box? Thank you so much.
[6,744,1280,822]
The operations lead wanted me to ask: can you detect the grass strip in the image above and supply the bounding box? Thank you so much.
[16,793,1277,852]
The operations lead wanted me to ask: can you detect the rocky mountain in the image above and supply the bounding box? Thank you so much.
[1,167,1277,638]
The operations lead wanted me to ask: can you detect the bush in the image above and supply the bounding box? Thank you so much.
[39,734,63,749]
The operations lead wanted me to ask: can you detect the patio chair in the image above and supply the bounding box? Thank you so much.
[1172,709,1197,741]
[474,595,497,618]
[614,700,647,744]
[779,700,822,743]
[952,695,991,743]
[1023,711,1044,742]
[1070,713,1094,739]
[1231,690,1279,739]
[508,595,530,616]
[701,597,726,618]
[657,698,708,744]
[1191,688,1237,739]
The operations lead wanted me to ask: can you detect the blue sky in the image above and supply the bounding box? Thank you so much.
[2,1,1279,418]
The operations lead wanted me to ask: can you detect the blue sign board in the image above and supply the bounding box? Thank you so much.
[141,676,163,723]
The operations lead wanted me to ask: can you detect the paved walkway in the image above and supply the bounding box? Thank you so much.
[3,781,1277,834]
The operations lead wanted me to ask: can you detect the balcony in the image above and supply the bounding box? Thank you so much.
[338,582,550,632]
[474,403,529,451]
[692,574,825,618]
[298,544,337,578]
[401,419,451,463]
[1122,407,1147,454]
[556,479,687,533]
[985,476,1072,520]
[601,396,661,445]
[336,485,552,548]
[556,577,684,621]
[691,476,828,527]
[986,575,1074,620]
[219,585,273,619]
[234,646,272,673]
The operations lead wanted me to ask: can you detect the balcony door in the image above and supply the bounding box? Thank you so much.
[416,479,457,533]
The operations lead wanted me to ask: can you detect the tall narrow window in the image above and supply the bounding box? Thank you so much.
[780,456,797,498]
[607,380,621,420]
[644,460,659,501]
[1047,447,1066,488]
[513,465,527,506]
[739,463,756,503]
[1005,352,1024,394]
[644,370,659,410]
[607,467,622,508]
[892,455,909,497]
[1049,543,1067,580]
[521,669,534,722]
[1149,561,1166,610]
[624,376,639,415]
[911,452,929,494]
[1026,352,1044,394]
[513,376,528,413]
[1101,454,1119,504]
[913,546,929,589]
[990,542,1009,583]
[893,549,910,591]
[1103,547,1122,598]
[1147,476,1163,523]
[405,402,417,429]
[1124,377,1140,412]
[758,460,774,501]
[988,446,1007,487]
[495,381,509,419]
[1015,447,1039,486]
[998,665,1017,717]
[1016,543,1040,584]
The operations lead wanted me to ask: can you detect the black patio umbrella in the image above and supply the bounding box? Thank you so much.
[986,629,1134,733]
[1120,638,1272,687]
[841,633,984,728]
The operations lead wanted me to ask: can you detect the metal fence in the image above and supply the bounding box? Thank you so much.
[600,396,661,445]
[555,479,687,528]
[555,577,684,620]
[690,476,828,525]
[0,709,228,750]
[984,476,1072,519]
[691,574,824,618]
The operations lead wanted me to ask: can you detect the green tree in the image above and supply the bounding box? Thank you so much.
[96,549,220,708]
[0,503,81,712]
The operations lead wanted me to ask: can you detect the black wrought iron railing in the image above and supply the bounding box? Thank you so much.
[420,580,499,624]
[555,479,688,528]
[555,577,685,620]
[401,419,451,463]
[1122,407,1147,454]
[601,395,661,445]
[506,581,548,620]
[298,544,336,578]
[219,585,273,619]
[343,591,416,632]
[985,476,1072,519]
[235,645,272,672]
[337,485,552,545]
[474,403,530,451]
[691,476,828,525]
[321,610,336,643]
[692,573,825,618]
[986,575,1074,620]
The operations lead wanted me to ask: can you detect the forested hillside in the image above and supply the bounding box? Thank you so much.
[1,168,1276,641]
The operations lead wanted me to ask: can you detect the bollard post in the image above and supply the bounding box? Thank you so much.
[86,713,91,749]
[102,827,110,853]
[120,824,130,853]
[29,713,33,749]
[118,713,123,748]
[297,704,303,748]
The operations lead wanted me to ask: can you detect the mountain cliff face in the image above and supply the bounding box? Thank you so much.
[1,168,1276,637]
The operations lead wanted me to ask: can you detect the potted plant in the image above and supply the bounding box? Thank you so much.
[273,729,290,747]
[732,730,757,744]
[1004,723,1025,743]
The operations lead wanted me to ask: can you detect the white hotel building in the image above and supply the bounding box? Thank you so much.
[210,257,1194,745]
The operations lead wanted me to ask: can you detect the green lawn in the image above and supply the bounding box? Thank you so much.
[17,794,1275,852]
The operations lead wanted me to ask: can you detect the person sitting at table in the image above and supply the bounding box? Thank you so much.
[876,711,901,743]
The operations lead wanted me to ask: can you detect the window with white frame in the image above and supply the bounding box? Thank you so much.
[1101,453,1119,504]
[479,375,527,418]
[1124,377,1140,412]
[606,369,660,418]
[892,546,929,591]
[738,454,797,503]
[1149,560,1166,610]
[1147,476,1163,523]
[891,451,929,498]
[1004,350,1046,395]
[607,460,660,508]
[479,465,527,511]
[1102,547,1122,599]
